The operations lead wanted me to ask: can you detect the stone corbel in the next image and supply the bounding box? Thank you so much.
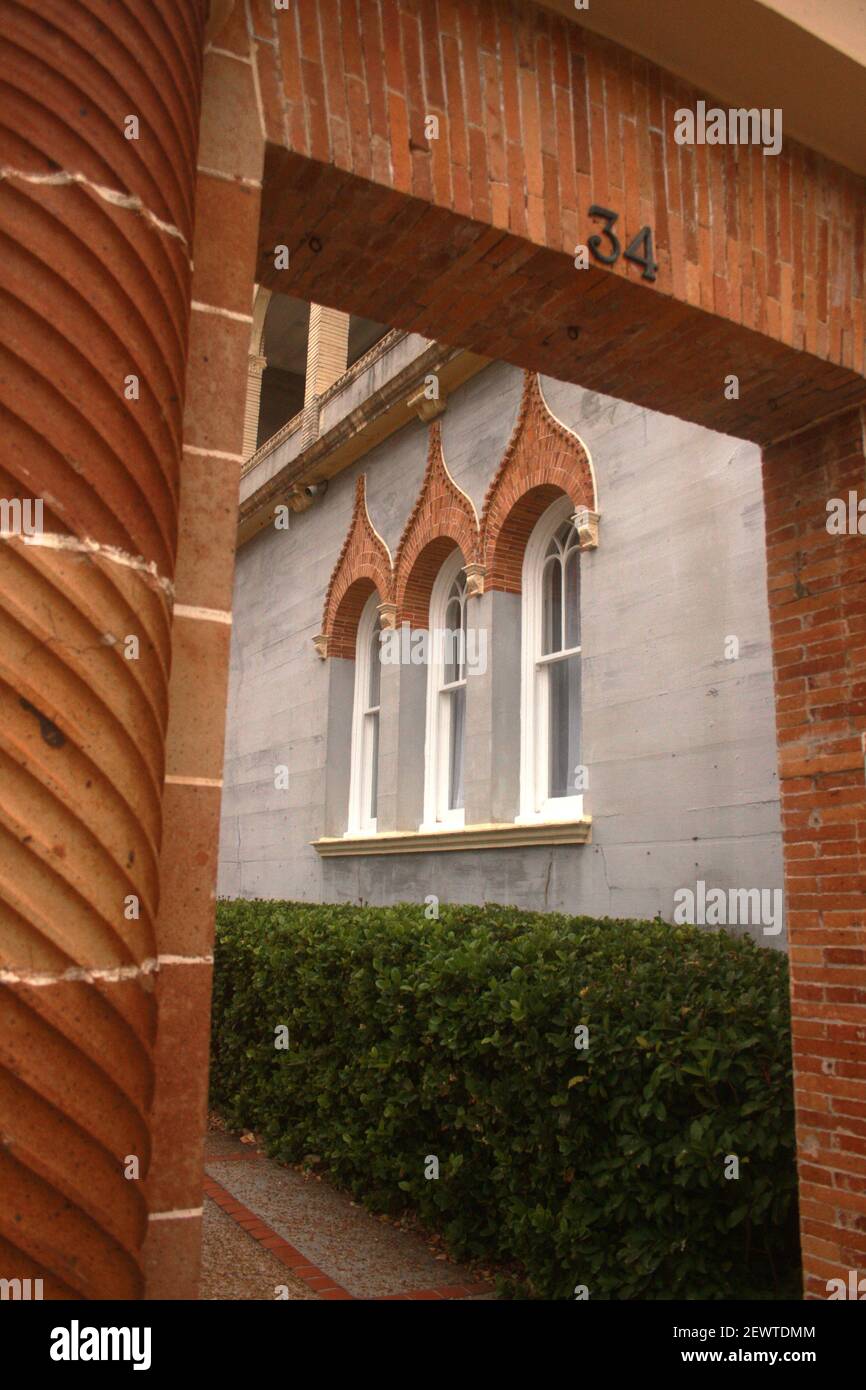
[312,633,329,659]
[573,508,600,550]
[463,562,486,597]
[407,383,448,422]
[377,601,398,630]
[287,487,315,513]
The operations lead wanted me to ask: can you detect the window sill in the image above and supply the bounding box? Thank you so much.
[515,800,584,825]
[312,817,592,856]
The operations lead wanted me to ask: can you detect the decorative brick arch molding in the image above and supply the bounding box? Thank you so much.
[480,372,597,592]
[316,475,394,659]
[394,422,479,628]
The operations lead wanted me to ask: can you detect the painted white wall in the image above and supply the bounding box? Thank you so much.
[219,359,784,945]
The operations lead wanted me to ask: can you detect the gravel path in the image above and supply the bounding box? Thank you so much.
[199,1196,317,1300]
[200,1129,496,1301]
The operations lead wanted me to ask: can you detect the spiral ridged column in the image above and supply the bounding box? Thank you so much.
[0,0,207,1298]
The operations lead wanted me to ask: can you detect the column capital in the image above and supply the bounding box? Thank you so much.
[463,562,486,597]
[287,486,314,513]
[377,601,398,630]
[573,508,600,549]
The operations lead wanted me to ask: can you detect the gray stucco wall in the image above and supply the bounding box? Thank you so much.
[218,360,784,945]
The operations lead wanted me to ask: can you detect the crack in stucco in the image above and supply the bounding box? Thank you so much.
[596,844,614,911]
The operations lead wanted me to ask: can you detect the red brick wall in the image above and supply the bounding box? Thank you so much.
[254,0,864,388]
[254,0,861,444]
[763,407,866,1296]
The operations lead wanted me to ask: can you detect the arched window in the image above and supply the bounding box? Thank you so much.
[520,496,583,821]
[347,592,381,833]
[423,549,467,828]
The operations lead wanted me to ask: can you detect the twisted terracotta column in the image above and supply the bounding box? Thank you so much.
[0,0,207,1298]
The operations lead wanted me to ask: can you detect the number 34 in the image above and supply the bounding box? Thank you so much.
[587,205,658,282]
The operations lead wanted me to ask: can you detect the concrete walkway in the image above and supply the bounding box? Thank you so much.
[199,1129,497,1301]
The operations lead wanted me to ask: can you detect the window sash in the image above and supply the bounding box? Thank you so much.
[542,651,581,802]
[347,594,380,834]
[422,552,467,829]
[441,682,466,814]
[362,708,379,828]
[535,644,581,668]
[519,497,584,823]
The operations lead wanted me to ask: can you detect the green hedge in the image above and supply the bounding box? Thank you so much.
[210,901,800,1299]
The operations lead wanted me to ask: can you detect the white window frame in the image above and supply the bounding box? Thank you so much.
[519,495,584,823]
[421,549,467,830]
[346,591,381,834]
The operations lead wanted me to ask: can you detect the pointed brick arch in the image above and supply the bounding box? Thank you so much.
[479,372,597,594]
[393,422,480,628]
[318,475,393,659]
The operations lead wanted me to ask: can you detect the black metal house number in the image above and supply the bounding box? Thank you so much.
[587,205,658,282]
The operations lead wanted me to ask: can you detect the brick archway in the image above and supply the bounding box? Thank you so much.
[248,0,866,1297]
[480,371,596,592]
[319,474,393,658]
[393,422,479,627]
